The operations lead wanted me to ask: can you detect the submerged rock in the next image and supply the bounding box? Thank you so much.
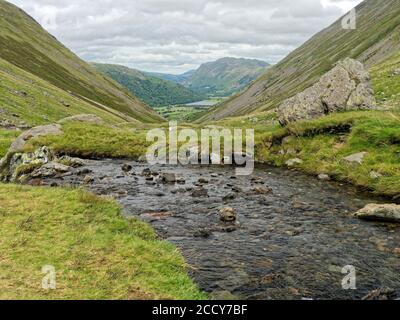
[141,211,174,220]
[278,58,376,125]
[355,204,400,223]
[222,193,236,201]
[121,163,133,172]
[191,187,208,198]
[161,172,176,183]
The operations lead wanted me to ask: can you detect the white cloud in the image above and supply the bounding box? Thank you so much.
[8,0,363,73]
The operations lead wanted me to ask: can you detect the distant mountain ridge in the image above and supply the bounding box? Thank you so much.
[149,57,270,97]
[92,63,204,107]
[145,70,195,86]
[0,0,163,125]
[198,0,400,122]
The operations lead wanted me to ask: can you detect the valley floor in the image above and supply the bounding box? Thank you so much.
[0,107,399,299]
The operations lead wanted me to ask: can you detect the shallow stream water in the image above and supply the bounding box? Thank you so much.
[46,160,400,300]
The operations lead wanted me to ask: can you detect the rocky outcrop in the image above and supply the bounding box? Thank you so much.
[0,146,85,183]
[355,204,400,223]
[58,114,105,125]
[278,58,376,125]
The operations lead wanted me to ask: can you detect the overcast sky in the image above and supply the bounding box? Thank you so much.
[9,0,362,74]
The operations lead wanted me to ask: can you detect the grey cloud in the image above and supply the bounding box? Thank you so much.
[9,0,362,73]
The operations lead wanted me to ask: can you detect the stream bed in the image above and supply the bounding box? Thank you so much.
[45,159,400,300]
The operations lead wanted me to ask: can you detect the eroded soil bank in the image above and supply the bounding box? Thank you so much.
[45,160,400,300]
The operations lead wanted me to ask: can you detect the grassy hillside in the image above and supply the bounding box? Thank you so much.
[0,57,137,127]
[200,0,400,121]
[92,63,204,107]
[0,0,163,123]
[0,184,206,299]
[371,50,400,110]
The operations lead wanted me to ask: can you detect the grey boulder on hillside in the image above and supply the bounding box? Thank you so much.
[277,58,376,126]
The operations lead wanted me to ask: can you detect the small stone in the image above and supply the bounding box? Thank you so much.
[318,174,330,181]
[198,178,209,184]
[392,68,400,76]
[219,207,237,222]
[285,158,303,167]
[253,186,273,195]
[83,175,94,184]
[343,152,367,165]
[370,171,382,179]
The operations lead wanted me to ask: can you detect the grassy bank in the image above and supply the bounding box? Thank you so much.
[253,111,400,197]
[0,184,206,300]
[24,122,152,159]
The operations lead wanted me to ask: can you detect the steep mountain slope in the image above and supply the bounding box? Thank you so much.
[0,0,163,123]
[199,0,400,122]
[0,57,136,127]
[149,57,270,97]
[92,63,204,107]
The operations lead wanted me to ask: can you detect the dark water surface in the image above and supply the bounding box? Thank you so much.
[47,160,400,300]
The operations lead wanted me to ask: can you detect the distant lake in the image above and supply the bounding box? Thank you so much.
[185,100,219,107]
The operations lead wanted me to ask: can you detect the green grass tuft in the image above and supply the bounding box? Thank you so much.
[0,184,206,300]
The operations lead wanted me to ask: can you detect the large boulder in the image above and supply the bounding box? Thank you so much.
[277,58,376,125]
[354,204,400,223]
[8,124,63,153]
